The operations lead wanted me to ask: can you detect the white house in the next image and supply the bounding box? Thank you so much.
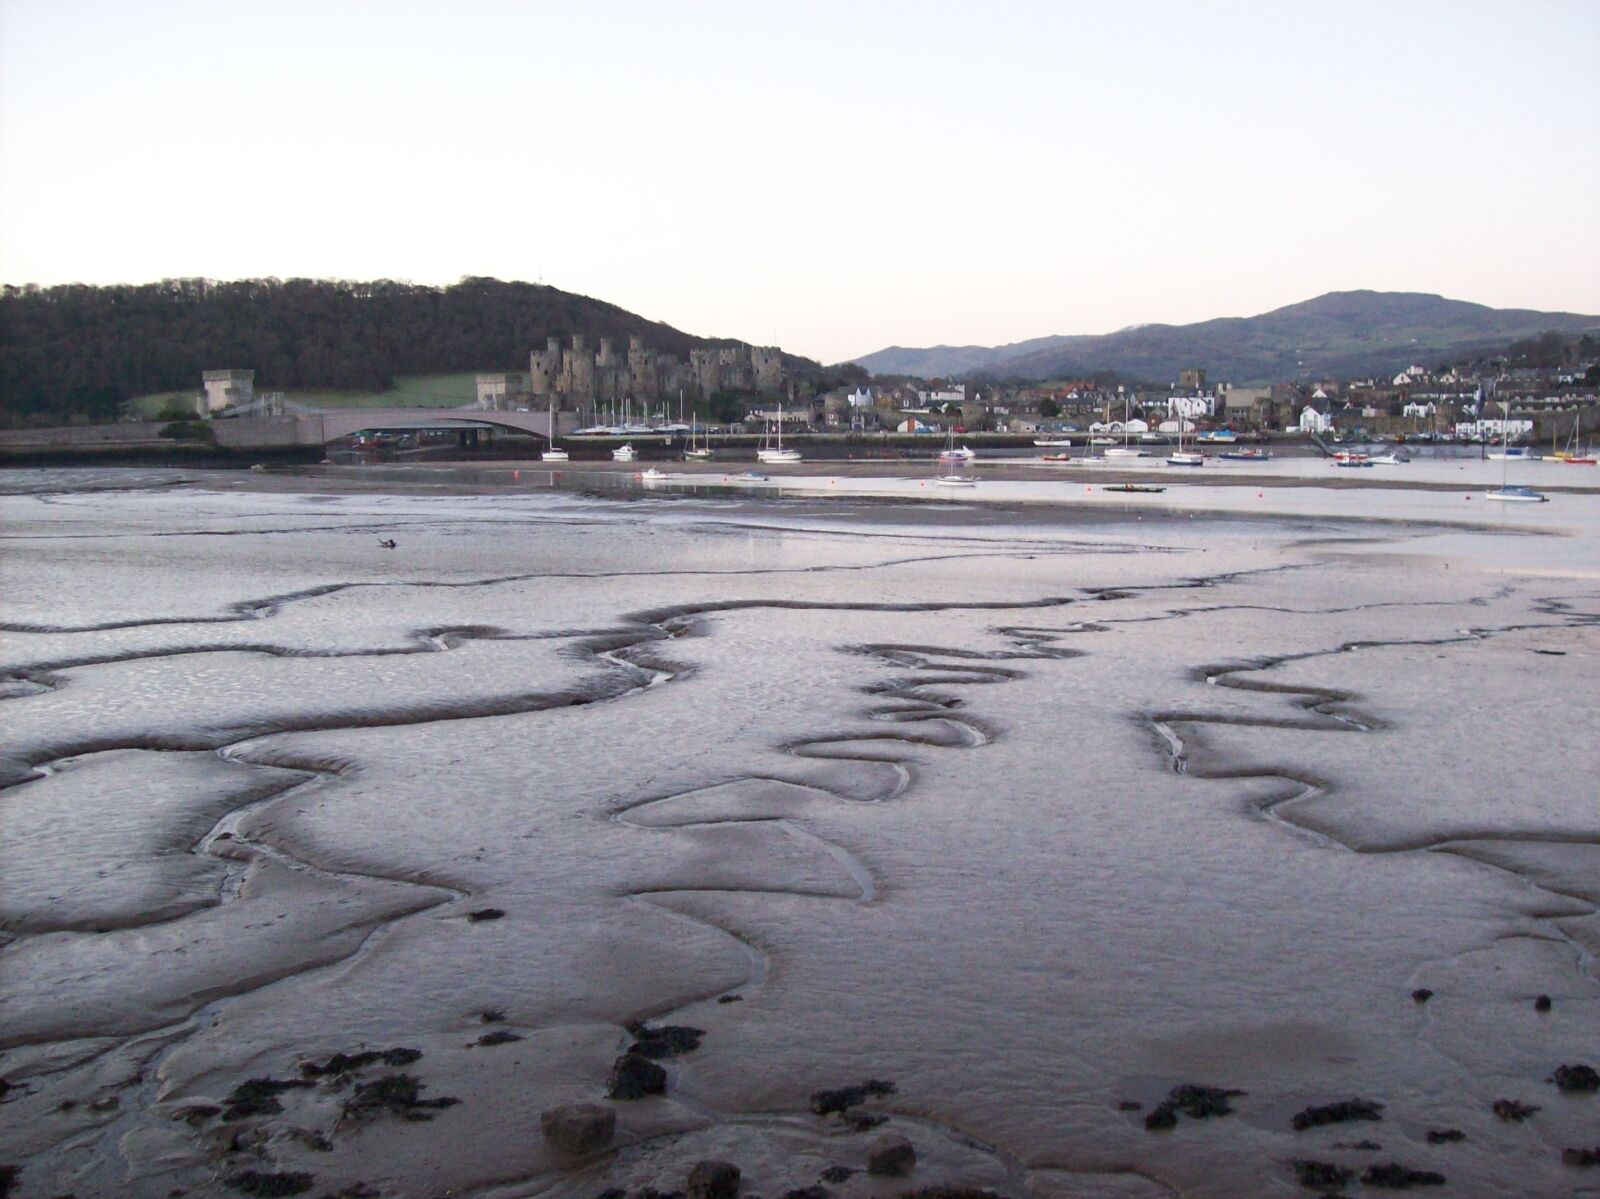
[916,386,966,408]
[1168,394,1214,419]
[1402,401,1437,419]
[1298,406,1334,433]
[847,387,875,409]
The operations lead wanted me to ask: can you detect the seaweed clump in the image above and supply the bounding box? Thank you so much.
[1144,1083,1246,1131]
[1552,1064,1599,1093]
[222,1078,314,1121]
[227,1171,315,1196]
[1291,1098,1383,1131]
[1360,1162,1445,1188]
[1493,1098,1539,1122]
[1292,1159,1352,1190]
[626,1023,704,1060]
[810,1078,896,1117]
[300,1047,421,1078]
[340,1074,459,1122]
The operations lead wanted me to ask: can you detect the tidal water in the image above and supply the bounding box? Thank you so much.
[1,468,1596,1199]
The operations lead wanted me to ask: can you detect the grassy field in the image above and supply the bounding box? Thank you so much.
[127,372,488,418]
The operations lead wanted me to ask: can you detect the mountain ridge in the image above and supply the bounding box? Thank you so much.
[849,291,1600,384]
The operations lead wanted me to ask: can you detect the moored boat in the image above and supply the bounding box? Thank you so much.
[1485,485,1548,503]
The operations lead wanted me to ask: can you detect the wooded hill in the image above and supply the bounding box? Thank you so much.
[0,277,819,425]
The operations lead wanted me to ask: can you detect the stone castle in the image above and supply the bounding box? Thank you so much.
[528,336,785,406]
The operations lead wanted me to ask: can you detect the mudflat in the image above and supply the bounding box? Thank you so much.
[1,466,1596,1199]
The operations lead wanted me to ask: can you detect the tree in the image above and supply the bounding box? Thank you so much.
[1038,398,1060,419]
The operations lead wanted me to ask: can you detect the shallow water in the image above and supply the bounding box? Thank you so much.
[1,468,1597,1199]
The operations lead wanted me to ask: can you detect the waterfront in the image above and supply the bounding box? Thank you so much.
[1,466,1597,1198]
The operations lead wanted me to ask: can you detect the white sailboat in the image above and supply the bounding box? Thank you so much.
[1486,397,1547,501]
[934,428,977,486]
[1104,393,1148,459]
[1165,415,1203,467]
[612,443,637,463]
[541,397,569,462]
[684,401,712,460]
[756,405,801,464]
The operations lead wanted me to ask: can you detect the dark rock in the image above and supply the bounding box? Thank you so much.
[607,1053,667,1100]
[1492,1098,1539,1122]
[172,1104,221,1126]
[1534,994,1552,1012]
[0,1165,17,1199]
[1552,1063,1599,1093]
[1563,1147,1600,1168]
[466,908,505,922]
[475,1030,523,1047]
[1424,1129,1464,1144]
[687,1160,740,1199]
[1291,1098,1384,1130]
[895,1191,1010,1199]
[626,1023,704,1060]
[866,1133,916,1177]
[1117,1100,1142,1112]
[1360,1162,1445,1188]
[628,1189,685,1199]
[843,1111,887,1131]
[1292,1159,1352,1190]
[225,1172,314,1197]
[809,1079,896,1116]
[1143,1103,1178,1131]
[0,1080,9,1103]
[596,1190,627,1199]
[341,1074,459,1122]
[222,1077,315,1121]
[717,994,743,1004]
[539,1102,616,1154]
[1410,989,1433,1004]
[481,1009,506,1023]
[819,1167,853,1183]
[779,1189,827,1199]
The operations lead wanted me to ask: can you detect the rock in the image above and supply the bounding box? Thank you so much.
[1424,1129,1464,1144]
[539,1103,616,1154]
[1534,994,1552,1012]
[1563,1146,1600,1168]
[475,1030,523,1046]
[1167,1083,1244,1119]
[687,1160,741,1199]
[866,1133,916,1177]
[1492,1098,1539,1122]
[466,908,505,922]
[607,1053,667,1100]
[779,1189,827,1199]
[717,994,743,1004]
[818,1167,853,1183]
[1552,1063,1599,1093]
[1292,1159,1352,1189]
[1291,1098,1384,1130]
[1410,989,1433,1004]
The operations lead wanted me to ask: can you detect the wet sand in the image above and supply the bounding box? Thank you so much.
[1,466,1597,1198]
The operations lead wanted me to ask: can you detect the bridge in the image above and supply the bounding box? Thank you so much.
[207,406,570,451]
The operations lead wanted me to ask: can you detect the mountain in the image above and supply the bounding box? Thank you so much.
[850,292,1600,384]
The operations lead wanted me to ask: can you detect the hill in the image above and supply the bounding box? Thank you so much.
[850,292,1600,383]
[0,277,819,426]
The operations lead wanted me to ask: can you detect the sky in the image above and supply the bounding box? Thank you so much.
[1,0,1597,364]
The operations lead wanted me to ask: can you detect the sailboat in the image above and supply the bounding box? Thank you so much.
[756,405,801,463]
[1104,394,1148,458]
[541,397,569,462]
[1165,415,1204,467]
[1486,399,1547,501]
[1553,414,1596,465]
[684,403,713,460]
[933,428,977,487]
[612,442,637,463]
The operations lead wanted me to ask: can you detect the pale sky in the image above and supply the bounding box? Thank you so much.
[2,0,1597,364]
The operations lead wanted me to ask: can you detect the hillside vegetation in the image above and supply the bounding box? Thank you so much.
[0,277,791,426]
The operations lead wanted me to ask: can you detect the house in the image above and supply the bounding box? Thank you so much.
[1297,405,1334,433]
